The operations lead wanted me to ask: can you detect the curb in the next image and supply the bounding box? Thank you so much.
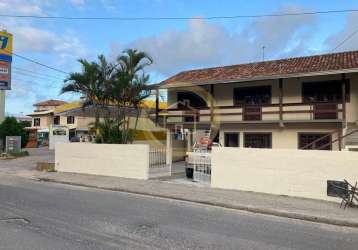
[37,178,358,229]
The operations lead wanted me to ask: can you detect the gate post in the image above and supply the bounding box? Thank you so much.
[166,129,173,173]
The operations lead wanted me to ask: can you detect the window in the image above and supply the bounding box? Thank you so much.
[224,133,239,147]
[302,80,350,103]
[244,133,272,148]
[233,86,271,106]
[67,116,75,124]
[54,116,60,125]
[298,133,332,150]
[177,92,207,108]
[33,118,40,127]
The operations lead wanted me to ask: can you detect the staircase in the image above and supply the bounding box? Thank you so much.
[344,125,358,151]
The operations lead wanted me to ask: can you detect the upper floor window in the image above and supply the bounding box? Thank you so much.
[177,92,207,108]
[302,80,350,103]
[67,116,75,124]
[54,116,60,125]
[234,86,271,106]
[33,118,40,127]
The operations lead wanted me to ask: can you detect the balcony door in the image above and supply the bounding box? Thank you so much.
[234,86,271,121]
[302,80,350,120]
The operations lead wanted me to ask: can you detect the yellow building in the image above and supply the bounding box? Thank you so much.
[27,98,167,147]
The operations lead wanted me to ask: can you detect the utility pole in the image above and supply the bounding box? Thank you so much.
[262,46,266,61]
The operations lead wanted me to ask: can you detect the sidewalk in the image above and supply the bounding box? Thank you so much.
[36,171,358,228]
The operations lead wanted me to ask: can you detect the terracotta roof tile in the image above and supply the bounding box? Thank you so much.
[33,99,67,107]
[161,50,358,87]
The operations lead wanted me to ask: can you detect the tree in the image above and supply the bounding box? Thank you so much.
[61,55,114,129]
[0,117,30,150]
[63,49,153,144]
[110,49,153,143]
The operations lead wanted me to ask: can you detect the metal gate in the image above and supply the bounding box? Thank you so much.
[192,151,211,184]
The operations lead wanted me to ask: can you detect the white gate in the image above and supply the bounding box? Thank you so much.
[149,148,171,178]
[189,151,211,184]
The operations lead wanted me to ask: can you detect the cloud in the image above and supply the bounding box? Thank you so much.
[325,12,358,52]
[0,0,44,15]
[113,5,317,76]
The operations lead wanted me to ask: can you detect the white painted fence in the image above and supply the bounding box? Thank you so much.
[211,147,358,201]
[148,147,171,178]
[55,143,171,179]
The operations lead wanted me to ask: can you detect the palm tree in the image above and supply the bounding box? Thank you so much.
[61,55,114,129]
[111,49,153,143]
[62,50,153,144]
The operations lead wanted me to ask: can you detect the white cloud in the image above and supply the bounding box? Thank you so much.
[116,5,317,76]
[325,12,358,52]
[0,0,45,15]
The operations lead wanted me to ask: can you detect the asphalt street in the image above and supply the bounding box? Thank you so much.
[0,175,358,250]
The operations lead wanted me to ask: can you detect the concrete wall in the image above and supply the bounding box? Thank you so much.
[55,143,150,179]
[211,147,358,201]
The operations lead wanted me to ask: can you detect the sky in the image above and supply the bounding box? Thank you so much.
[2,0,358,115]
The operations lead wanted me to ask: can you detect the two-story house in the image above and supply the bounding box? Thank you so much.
[27,99,97,145]
[155,50,358,161]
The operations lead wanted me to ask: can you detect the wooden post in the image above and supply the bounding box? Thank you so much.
[155,88,159,126]
[341,74,347,126]
[210,84,214,124]
[279,79,283,121]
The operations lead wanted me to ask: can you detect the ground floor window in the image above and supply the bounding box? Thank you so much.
[244,133,272,148]
[298,133,332,150]
[224,133,239,147]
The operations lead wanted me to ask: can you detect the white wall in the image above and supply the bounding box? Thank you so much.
[55,143,150,179]
[211,147,358,201]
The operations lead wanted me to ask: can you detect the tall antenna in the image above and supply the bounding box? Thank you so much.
[262,46,266,61]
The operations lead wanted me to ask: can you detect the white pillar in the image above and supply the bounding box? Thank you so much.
[0,90,5,123]
[166,129,172,167]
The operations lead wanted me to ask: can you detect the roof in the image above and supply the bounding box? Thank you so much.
[54,99,167,116]
[54,101,82,113]
[27,110,54,116]
[160,50,358,88]
[33,99,67,107]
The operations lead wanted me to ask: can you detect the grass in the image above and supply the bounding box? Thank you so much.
[7,150,29,158]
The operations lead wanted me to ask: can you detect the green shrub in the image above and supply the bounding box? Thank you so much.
[8,150,29,158]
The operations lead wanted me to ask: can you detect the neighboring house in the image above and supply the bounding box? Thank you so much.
[155,50,358,160]
[26,99,68,146]
[56,100,168,147]
[27,98,168,147]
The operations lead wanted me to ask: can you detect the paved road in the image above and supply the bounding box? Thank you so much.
[0,148,53,177]
[0,176,358,250]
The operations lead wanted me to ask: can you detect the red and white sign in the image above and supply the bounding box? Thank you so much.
[0,61,11,90]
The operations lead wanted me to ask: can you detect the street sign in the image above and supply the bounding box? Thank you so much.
[0,61,11,90]
[0,31,13,63]
[5,136,21,153]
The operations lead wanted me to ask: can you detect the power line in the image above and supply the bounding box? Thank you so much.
[13,66,65,80]
[331,28,358,52]
[13,70,63,82]
[1,47,69,75]
[0,9,358,21]
[12,52,69,75]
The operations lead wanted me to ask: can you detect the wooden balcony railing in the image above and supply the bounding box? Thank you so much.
[161,101,344,123]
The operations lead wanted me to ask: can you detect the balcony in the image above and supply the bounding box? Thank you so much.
[163,102,344,124]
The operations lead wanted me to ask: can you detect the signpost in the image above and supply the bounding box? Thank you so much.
[5,136,21,153]
[0,30,12,122]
